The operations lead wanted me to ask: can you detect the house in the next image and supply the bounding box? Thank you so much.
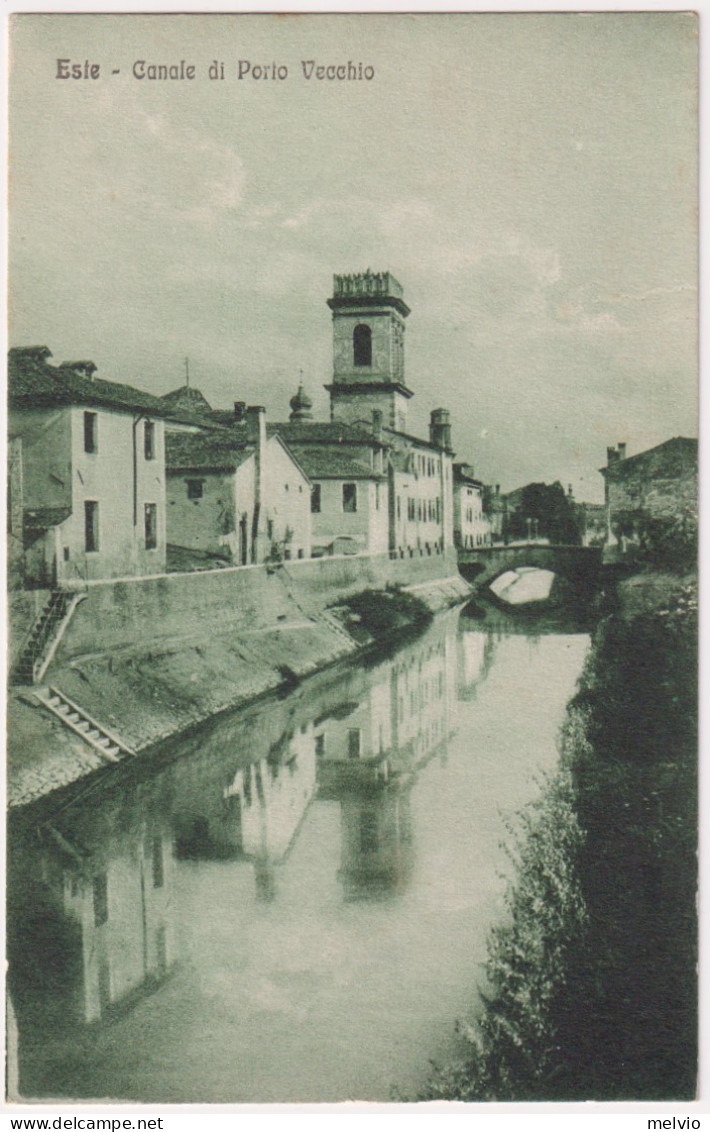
[7,346,191,586]
[483,484,506,544]
[600,437,698,551]
[453,463,490,549]
[198,391,391,559]
[165,405,312,564]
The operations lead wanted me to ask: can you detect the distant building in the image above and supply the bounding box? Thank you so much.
[482,484,506,543]
[166,406,311,564]
[7,347,203,586]
[576,501,607,547]
[601,437,698,551]
[453,463,490,549]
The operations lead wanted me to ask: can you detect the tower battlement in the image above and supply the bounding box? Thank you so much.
[332,271,404,301]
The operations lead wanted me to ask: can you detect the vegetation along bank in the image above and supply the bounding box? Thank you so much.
[420,567,698,1101]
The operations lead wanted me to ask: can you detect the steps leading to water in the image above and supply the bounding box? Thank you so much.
[12,591,86,686]
[34,685,136,763]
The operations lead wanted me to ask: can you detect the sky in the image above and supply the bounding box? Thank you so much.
[9,13,698,502]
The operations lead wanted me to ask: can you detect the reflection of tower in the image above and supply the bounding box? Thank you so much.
[338,782,414,901]
[326,271,413,432]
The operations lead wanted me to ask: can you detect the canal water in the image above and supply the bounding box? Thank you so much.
[8,607,590,1103]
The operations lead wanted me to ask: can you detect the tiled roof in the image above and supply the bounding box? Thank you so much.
[166,431,254,473]
[208,413,387,448]
[161,385,214,414]
[8,349,223,429]
[600,436,698,477]
[23,506,72,541]
[291,447,383,480]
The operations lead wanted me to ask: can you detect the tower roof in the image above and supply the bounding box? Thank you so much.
[327,270,410,318]
[289,383,314,421]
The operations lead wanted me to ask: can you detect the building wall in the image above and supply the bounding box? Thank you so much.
[333,310,405,385]
[9,407,72,513]
[10,405,167,583]
[261,437,311,560]
[57,408,166,582]
[166,469,238,559]
[390,445,454,557]
[454,482,489,548]
[311,477,387,555]
[330,386,409,432]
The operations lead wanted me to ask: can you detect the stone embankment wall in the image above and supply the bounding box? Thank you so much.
[29,551,468,760]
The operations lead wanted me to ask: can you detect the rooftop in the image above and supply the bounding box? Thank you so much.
[166,431,254,473]
[600,436,698,477]
[9,349,223,429]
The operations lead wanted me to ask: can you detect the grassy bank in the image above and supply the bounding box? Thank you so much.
[420,572,697,1101]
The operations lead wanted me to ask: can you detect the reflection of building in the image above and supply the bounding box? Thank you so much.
[8,801,176,1025]
[456,630,496,700]
[315,613,460,898]
[338,785,414,901]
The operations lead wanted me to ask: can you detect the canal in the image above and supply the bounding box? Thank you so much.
[8,605,591,1103]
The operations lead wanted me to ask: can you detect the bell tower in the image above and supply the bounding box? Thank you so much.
[325,270,413,432]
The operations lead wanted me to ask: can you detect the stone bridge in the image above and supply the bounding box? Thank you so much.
[457,544,603,592]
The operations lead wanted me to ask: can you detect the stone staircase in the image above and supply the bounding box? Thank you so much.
[12,590,85,686]
[33,685,136,763]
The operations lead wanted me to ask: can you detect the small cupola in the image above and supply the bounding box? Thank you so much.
[289,383,314,421]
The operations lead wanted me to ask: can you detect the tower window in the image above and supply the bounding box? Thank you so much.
[353,324,372,367]
[343,483,357,513]
[311,484,322,513]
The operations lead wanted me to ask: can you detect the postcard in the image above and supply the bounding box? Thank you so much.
[5,11,698,1108]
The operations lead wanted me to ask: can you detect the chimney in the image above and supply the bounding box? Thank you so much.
[246,406,267,560]
[495,484,500,496]
[607,446,619,466]
[234,401,247,423]
[617,442,627,460]
[372,409,383,442]
[60,360,97,380]
[429,408,452,451]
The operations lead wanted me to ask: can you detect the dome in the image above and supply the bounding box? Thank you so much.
[289,383,313,421]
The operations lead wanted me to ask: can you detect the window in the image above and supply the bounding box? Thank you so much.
[353,324,372,367]
[151,835,164,888]
[145,502,158,550]
[93,872,108,927]
[359,809,378,853]
[186,479,203,500]
[397,497,401,520]
[375,483,381,511]
[85,501,99,552]
[347,729,362,759]
[311,484,322,513]
[267,519,274,540]
[144,420,156,460]
[343,483,357,513]
[84,411,98,454]
[315,733,326,759]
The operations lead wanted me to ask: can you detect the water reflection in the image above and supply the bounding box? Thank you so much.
[8,607,590,1102]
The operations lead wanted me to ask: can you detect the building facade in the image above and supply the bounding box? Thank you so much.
[9,347,174,586]
[601,437,698,551]
[166,407,312,564]
[453,463,490,549]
